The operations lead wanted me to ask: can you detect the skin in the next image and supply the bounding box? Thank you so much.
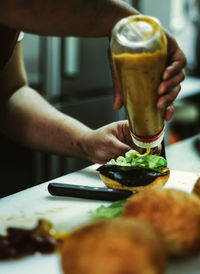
[0,43,135,164]
[0,0,186,162]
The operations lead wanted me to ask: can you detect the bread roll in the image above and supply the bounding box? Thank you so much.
[122,188,200,257]
[60,218,166,274]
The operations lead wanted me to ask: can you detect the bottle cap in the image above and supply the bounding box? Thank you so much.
[111,15,166,54]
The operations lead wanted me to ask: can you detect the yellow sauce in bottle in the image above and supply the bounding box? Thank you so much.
[113,49,167,138]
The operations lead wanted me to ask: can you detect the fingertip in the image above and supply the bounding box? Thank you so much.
[165,113,172,122]
[157,84,165,95]
[163,65,174,80]
[165,105,174,121]
[157,97,166,109]
[113,101,122,110]
[163,71,169,81]
[113,93,123,110]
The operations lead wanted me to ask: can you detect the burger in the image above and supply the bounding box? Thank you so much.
[97,149,170,192]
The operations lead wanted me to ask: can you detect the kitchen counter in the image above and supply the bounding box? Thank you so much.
[179,76,200,100]
[0,164,200,274]
[166,134,200,173]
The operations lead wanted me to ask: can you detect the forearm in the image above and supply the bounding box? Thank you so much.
[0,85,92,158]
[0,0,138,36]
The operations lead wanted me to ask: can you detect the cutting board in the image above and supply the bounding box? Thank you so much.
[0,165,200,274]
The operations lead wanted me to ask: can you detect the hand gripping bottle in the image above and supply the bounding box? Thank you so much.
[110,15,167,148]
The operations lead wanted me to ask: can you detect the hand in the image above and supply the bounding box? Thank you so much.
[157,32,186,121]
[82,120,139,164]
[82,120,162,164]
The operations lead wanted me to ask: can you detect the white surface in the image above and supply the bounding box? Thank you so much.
[166,134,200,173]
[178,76,200,100]
[0,164,200,274]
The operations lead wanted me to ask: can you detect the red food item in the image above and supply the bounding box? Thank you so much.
[0,219,58,260]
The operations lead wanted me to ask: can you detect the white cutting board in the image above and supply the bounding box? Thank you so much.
[0,165,200,274]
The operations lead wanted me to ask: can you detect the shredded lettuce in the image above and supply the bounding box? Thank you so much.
[89,200,126,220]
[107,149,167,171]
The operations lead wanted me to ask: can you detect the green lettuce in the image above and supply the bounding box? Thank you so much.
[89,200,126,220]
[107,149,167,171]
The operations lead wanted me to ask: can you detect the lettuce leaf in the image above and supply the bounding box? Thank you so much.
[107,149,167,171]
[89,200,126,220]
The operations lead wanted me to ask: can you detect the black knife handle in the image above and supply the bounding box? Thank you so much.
[48,183,133,201]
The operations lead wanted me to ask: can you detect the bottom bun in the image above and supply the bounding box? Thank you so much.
[99,168,170,192]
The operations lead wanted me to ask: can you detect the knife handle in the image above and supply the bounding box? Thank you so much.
[48,183,133,201]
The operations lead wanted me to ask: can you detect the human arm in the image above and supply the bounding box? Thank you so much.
[0,0,185,121]
[0,0,138,37]
[0,42,134,164]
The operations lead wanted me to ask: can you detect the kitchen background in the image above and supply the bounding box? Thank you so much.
[1,0,200,197]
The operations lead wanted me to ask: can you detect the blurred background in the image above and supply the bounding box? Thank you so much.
[1,0,200,197]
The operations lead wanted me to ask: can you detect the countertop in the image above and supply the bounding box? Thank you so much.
[178,76,200,100]
[166,134,200,173]
[0,164,200,274]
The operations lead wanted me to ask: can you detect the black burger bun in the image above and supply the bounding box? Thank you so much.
[97,164,170,192]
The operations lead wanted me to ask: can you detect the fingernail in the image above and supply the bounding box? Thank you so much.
[158,87,165,95]
[163,71,169,80]
[157,99,165,108]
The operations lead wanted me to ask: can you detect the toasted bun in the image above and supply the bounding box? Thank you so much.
[122,188,200,257]
[99,167,170,192]
[60,218,166,274]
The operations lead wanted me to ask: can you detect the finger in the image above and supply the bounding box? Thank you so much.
[158,70,185,95]
[116,121,147,154]
[113,86,124,110]
[164,104,174,121]
[116,120,132,145]
[163,62,185,80]
[102,140,131,161]
[107,47,123,110]
[106,121,139,155]
[111,66,123,110]
[164,34,186,79]
[101,134,132,162]
[157,85,181,108]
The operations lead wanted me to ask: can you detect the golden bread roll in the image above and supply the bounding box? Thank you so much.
[60,218,166,274]
[122,188,200,257]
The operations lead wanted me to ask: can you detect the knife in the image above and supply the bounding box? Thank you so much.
[48,183,133,201]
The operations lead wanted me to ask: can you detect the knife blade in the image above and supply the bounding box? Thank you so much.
[48,182,134,201]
